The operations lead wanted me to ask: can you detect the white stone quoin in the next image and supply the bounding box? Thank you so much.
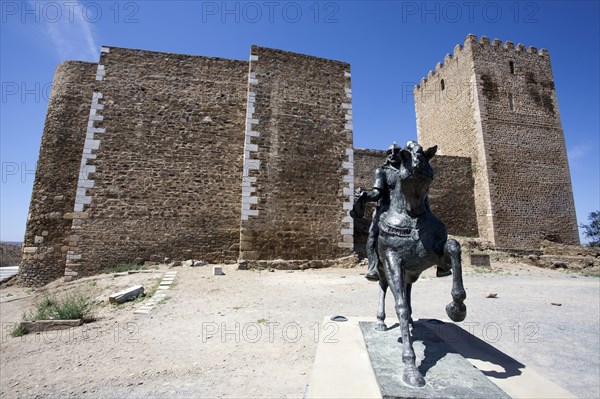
[241,53,261,221]
[339,69,354,249]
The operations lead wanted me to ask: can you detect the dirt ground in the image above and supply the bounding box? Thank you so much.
[1,262,598,398]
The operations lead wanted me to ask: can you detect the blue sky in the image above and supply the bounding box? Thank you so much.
[1,0,599,243]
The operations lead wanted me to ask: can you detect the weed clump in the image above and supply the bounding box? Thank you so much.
[10,322,27,337]
[30,292,96,322]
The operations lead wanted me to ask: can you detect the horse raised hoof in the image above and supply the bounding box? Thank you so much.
[375,322,387,331]
[402,365,426,387]
[446,301,467,322]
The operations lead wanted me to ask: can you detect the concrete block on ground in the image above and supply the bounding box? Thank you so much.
[470,253,491,267]
[22,319,83,333]
[109,285,145,304]
[237,259,248,270]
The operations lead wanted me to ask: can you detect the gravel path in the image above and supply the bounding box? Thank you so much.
[0,262,598,398]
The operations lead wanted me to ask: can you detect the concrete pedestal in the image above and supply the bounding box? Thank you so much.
[360,320,509,398]
[306,317,575,399]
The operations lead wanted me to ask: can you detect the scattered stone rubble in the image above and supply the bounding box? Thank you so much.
[238,254,360,271]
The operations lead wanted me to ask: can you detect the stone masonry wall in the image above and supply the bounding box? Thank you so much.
[468,35,579,248]
[65,47,248,277]
[20,61,97,286]
[353,149,477,258]
[428,155,478,237]
[238,46,353,261]
[353,149,385,257]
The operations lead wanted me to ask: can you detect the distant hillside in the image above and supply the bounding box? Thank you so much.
[0,242,22,267]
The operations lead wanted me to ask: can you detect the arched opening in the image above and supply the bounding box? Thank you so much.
[440,79,445,91]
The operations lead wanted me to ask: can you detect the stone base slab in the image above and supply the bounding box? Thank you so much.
[360,320,509,398]
[306,317,575,399]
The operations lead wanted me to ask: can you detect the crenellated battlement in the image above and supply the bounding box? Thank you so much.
[465,33,548,56]
[414,34,549,91]
[414,42,464,91]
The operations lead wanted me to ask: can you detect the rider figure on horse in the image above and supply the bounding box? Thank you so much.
[351,142,401,281]
[351,141,452,281]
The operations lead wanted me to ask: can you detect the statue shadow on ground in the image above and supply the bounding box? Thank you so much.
[390,319,524,380]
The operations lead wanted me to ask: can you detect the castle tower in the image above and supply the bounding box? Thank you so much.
[414,34,579,250]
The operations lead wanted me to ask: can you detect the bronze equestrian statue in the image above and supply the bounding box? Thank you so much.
[351,141,467,388]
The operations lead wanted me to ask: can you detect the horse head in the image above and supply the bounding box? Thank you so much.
[396,141,437,217]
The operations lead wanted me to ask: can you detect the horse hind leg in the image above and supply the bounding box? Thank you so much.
[375,277,388,331]
[444,239,467,322]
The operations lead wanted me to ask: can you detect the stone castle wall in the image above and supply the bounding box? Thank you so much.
[428,155,478,237]
[21,46,356,283]
[20,61,97,286]
[415,34,579,249]
[352,149,385,257]
[238,47,354,261]
[64,47,249,278]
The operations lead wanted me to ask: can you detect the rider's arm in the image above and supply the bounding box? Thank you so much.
[357,167,385,202]
[363,187,382,202]
[350,168,386,218]
[366,167,386,201]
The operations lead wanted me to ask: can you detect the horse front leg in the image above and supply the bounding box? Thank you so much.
[383,250,425,387]
[375,277,388,331]
[444,239,467,322]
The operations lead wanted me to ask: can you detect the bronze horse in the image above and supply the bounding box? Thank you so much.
[353,141,467,387]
